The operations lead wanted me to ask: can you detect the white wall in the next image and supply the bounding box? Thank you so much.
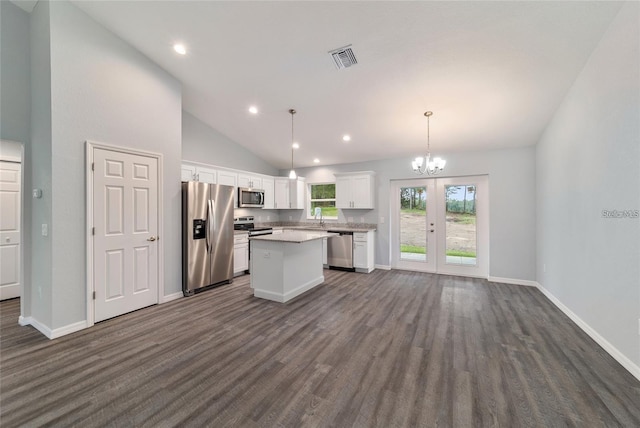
[182,111,278,176]
[26,0,183,331]
[290,146,537,281]
[536,1,640,370]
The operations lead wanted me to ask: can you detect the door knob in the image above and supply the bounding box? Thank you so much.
[147,236,157,242]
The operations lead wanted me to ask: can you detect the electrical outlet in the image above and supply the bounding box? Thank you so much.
[348,217,354,223]
[379,217,385,224]
[267,215,270,221]
[360,217,365,223]
[543,264,546,273]
[258,215,262,221]
[289,216,292,220]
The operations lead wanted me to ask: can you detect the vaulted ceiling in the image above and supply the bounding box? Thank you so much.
[68,1,622,169]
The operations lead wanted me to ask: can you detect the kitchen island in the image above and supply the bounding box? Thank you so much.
[250,231,336,303]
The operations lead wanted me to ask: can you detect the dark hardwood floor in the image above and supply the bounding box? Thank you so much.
[1,269,639,427]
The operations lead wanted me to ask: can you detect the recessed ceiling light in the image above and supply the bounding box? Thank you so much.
[292,142,300,149]
[248,106,258,114]
[173,43,187,55]
[342,135,351,142]
[313,158,320,164]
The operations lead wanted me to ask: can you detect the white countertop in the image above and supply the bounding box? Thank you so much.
[250,230,337,243]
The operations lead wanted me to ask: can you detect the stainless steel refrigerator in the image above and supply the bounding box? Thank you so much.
[182,182,235,296]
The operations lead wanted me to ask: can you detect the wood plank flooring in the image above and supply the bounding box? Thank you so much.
[1,269,639,427]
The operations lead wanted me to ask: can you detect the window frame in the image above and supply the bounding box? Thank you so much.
[307,182,338,220]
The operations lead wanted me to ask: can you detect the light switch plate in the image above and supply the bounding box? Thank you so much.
[41,224,48,236]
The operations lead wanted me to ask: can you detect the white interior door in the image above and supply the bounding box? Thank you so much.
[391,176,488,278]
[93,147,159,322]
[0,161,21,300]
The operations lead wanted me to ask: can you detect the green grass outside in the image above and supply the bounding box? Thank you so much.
[311,207,338,218]
[401,208,427,215]
[400,245,476,258]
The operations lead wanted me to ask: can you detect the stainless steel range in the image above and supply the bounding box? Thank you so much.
[234,217,272,274]
[233,216,273,237]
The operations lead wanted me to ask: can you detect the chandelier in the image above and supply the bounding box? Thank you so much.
[412,111,446,175]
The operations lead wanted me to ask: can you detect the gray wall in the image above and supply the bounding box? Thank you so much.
[27,0,183,330]
[536,2,640,368]
[182,111,279,176]
[29,0,53,324]
[1,1,30,143]
[290,146,537,281]
[1,0,32,316]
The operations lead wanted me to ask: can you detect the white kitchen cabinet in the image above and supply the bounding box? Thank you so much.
[181,164,217,184]
[274,177,305,209]
[181,164,197,182]
[216,169,237,187]
[262,177,275,209]
[353,231,375,273]
[322,238,328,266]
[233,233,249,276]
[335,171,375,209]
[217,169,238,206]
[238,173,263,190]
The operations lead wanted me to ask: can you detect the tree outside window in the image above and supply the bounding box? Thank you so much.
[308,183,337,219]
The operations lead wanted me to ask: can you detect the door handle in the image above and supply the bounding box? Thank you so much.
[208,200,215,253]
[147,236,157,241]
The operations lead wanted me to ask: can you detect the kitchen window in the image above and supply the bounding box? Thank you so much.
[308,183,337,219]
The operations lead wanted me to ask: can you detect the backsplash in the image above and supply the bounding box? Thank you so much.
[256,220,377,230]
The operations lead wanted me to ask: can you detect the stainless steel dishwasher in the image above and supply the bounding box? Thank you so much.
[327,231,355,271]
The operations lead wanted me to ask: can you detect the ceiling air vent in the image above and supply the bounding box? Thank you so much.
[329,45,357,70]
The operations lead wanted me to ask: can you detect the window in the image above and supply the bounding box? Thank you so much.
[308,183,337,219]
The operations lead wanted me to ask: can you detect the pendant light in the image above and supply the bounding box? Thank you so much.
[412,111,446,175]
[289,108,297,179]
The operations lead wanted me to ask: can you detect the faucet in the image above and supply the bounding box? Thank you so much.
[314,208,325,228]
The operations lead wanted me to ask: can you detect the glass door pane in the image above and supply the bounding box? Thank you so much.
[400,186,427,262]
[444,185,477,266]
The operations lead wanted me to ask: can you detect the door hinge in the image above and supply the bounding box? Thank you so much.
[91,162,94,171]
[92,227,95,235]
[93,291,96,300]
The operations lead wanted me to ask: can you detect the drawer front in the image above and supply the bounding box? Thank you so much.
[353,232,368,242]
[234,234,249,244]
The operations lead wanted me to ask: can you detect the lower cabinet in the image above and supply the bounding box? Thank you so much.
[353,231,375,273]
[234,234,249,276]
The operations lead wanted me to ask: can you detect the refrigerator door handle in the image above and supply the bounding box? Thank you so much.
[207,199,215,253]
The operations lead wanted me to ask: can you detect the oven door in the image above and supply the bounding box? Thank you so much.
[238,188,265,208]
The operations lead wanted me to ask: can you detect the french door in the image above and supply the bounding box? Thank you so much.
[391,176,488,278]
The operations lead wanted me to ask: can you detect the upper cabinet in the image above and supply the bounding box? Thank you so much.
[335,171,376,209]
[181,164,217,184]
[262,177,275,209]
[274,177,305,209]
[238,173,263,190]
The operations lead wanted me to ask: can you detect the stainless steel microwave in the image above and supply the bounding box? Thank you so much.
[238,187,265,208]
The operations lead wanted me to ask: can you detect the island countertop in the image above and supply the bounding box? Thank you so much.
[250,230,337,243]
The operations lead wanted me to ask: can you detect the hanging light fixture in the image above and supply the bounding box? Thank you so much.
[412,111,446,175]
[288,108,298,179]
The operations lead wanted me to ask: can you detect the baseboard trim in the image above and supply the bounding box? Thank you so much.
[18,316,89,340]
[375,264,391,271]
[160,291,183,303]
[487,276,538,287]
[535,281,640,382]
[18,315,53,339]
[50,320,89,339]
